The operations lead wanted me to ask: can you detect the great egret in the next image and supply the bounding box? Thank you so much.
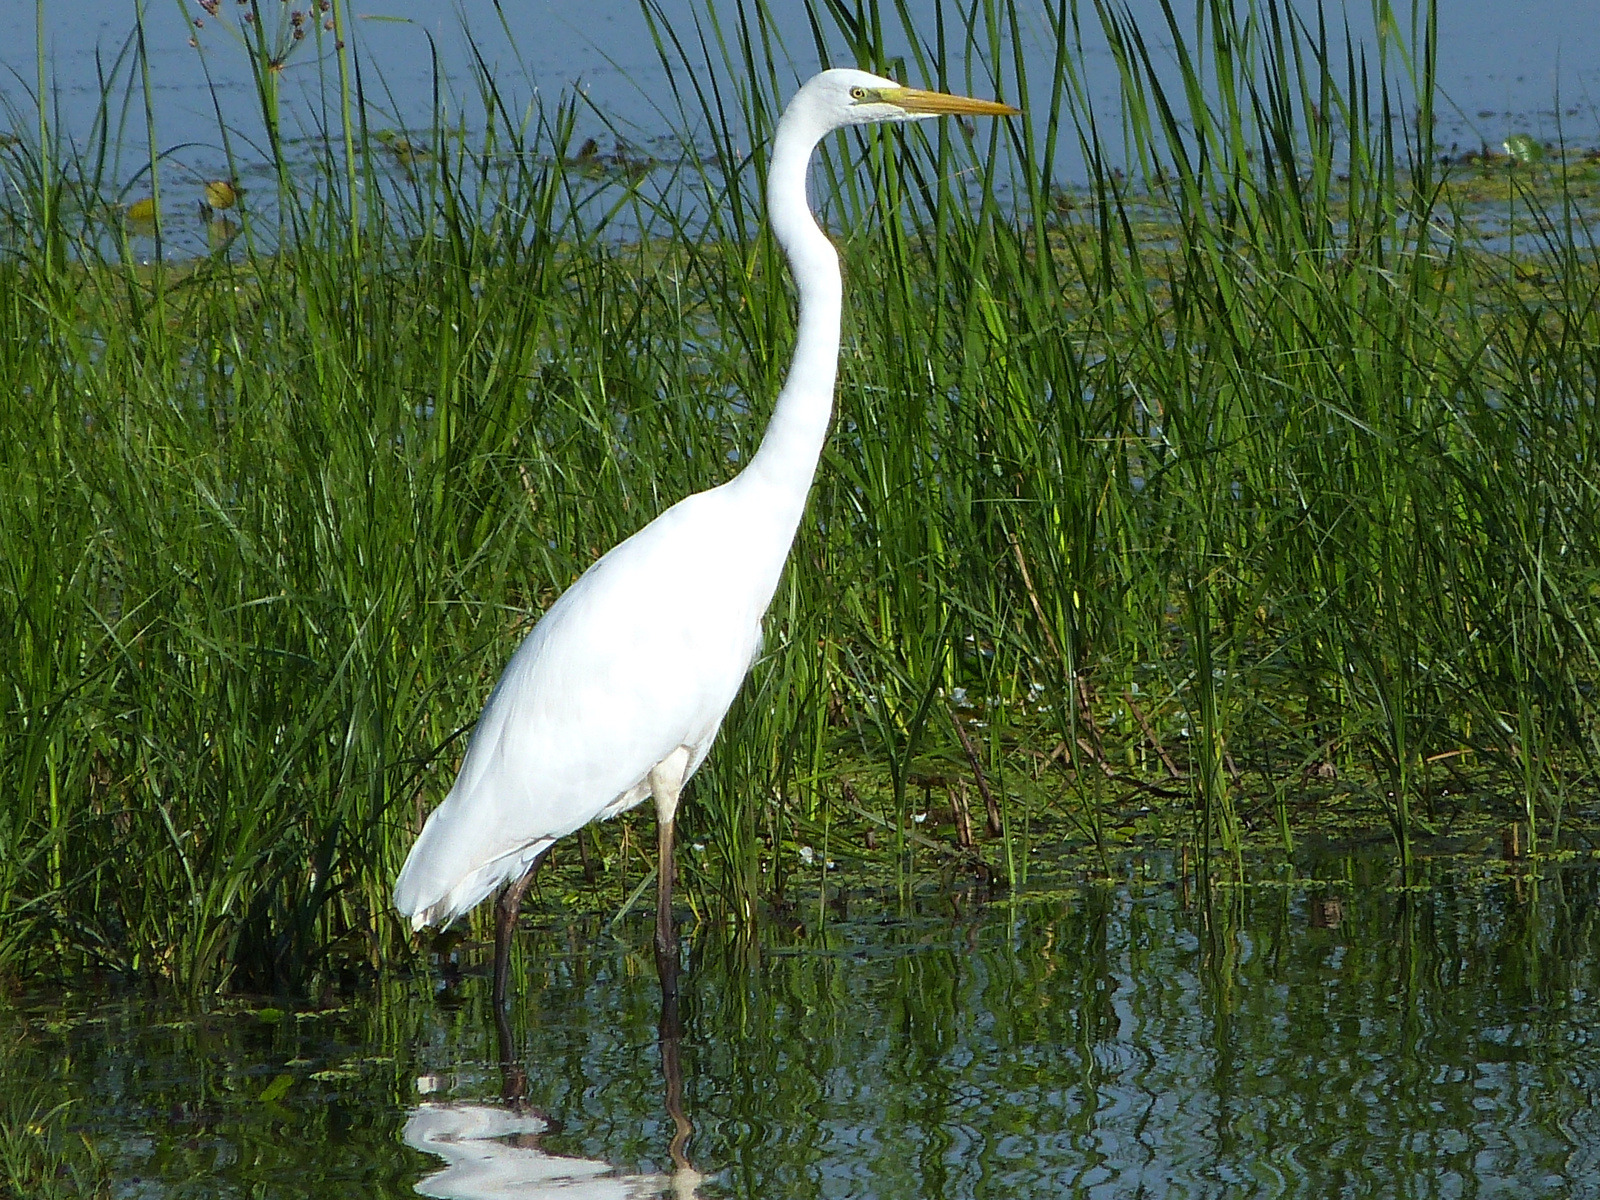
[393,68,1018,1006]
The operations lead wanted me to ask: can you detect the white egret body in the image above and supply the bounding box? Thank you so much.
[393,69,1017,998]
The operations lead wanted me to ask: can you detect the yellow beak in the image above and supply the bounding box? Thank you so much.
[882,87,1020,117]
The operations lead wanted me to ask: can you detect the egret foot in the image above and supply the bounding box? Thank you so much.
[659,978,692,1173]
[494,994,528,1107]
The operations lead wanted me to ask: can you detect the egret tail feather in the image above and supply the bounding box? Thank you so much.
[395,820,553,931]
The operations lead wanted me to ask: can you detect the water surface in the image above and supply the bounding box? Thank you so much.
[2,1,1594,198]
[11,847,1600,1198]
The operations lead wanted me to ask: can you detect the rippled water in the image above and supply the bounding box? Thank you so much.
[11,847,1600,1198]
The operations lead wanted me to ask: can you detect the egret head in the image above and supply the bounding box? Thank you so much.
[798,67,1020,132]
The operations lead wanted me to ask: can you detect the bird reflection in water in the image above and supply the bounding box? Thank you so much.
[404,973,703,1199]
[404,1105,660,1199]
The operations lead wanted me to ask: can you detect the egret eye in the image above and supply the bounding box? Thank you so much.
[850,86,868,100]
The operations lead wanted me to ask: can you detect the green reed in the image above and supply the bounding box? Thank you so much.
[1,0,1597,991]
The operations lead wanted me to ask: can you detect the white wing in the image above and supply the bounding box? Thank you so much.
[393,479,780,928]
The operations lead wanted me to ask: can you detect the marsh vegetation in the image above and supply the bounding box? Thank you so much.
[2,0,1599,1004]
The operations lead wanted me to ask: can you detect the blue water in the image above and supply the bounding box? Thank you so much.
[4,0,1595,187]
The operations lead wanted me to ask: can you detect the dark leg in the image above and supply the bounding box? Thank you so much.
[647,748,690,1009]
[659,977,692,1171]
[576,827,598,885]
[494,991,528,1107]
[646,751,697,1181]
[493,852,545,1015]
[654,813,680,1003]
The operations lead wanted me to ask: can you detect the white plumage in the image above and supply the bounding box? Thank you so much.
[394,484,773,928]
[393,68,1018,960]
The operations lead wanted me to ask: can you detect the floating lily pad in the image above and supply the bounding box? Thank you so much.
[203,179,241,210]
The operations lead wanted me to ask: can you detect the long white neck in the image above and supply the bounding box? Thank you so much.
[738,101,842,529]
